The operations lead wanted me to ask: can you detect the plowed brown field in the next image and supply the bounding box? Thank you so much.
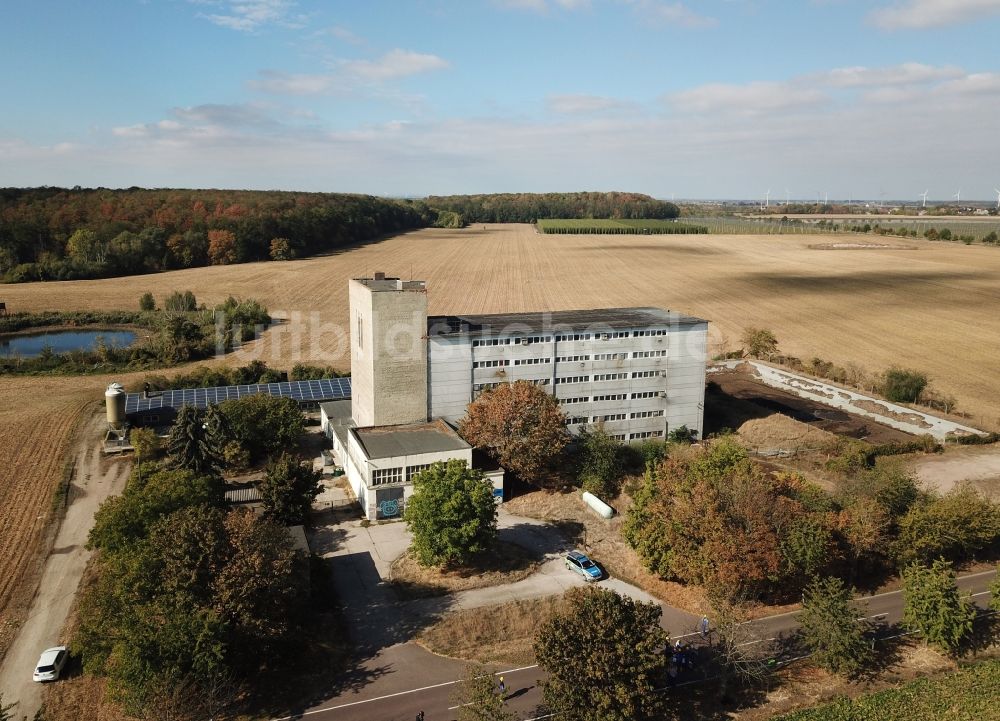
[1,223,999,651]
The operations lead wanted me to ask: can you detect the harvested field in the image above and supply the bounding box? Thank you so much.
[3,224,996,426]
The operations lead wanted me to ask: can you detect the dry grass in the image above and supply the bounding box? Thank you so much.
[415,595,569,666]
[389,541,541,599]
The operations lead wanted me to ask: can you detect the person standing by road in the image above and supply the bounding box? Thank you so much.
[700,615,710,638]
[498,675,506,694]
[416,712,424,721]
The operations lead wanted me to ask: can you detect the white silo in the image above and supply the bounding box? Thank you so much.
[105,382,126,426]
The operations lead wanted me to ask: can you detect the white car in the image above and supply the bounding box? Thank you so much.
[32,646,68,682]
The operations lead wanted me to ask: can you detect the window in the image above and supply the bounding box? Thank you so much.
[633,329,668,337]
[631,410,664,419]
[474,382,503,392]
[558,396,589,404]
[632,391,657,399]
[516,336,551,345]
[564,416,588,425]
[474,359,510,368]
[371,467,403,486]
[594,352,627,361]
[593,373,628,382]
[513,357,551,366]
[555,375,588,384]
[593,393,627,402]
[633,350,667,358]
[557,354,590,362]
[406,464,432,481]
[630,431,664,440]
[632,370,661,379]
[473,338,513,347]
[610,433,627,441]
[532,378,551,386]
[593,413,626,422]
[598,331,629,340]
[357,313,363,349]
[555,333,591,342]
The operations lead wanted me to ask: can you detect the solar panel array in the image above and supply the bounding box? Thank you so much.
[125,378,352,413]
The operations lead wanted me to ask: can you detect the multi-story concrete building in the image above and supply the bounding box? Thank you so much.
[322,273,708,520]
[427,308,709,441]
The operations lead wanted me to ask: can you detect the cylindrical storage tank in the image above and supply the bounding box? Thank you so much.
[581,491,615,519]
[105,382,126,425]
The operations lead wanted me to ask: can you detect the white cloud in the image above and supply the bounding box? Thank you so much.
[251,49,449,96]
[111,124,149,138]
[627,0,718,27]
[822,62,964,87]
[193,0,306,33]
[341,49,449,81]
[670,81,827,115]
[546,93,633,114]
[869,0,1000,29]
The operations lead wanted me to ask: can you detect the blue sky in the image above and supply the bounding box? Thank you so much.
[2,0,1000,199]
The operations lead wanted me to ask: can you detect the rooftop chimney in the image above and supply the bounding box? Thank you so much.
[374,271,386,280]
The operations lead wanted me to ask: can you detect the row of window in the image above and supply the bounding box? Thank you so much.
[559,397,590,405]
[632,371,663,378]
[554,372,665,385]
[631,430,665,439]
[474,359,510,368]
[514,357,551,366]
[557,354,590,362]
[593,373,629,381]
[473,329,672,346]
[631,410,665,418]
[559,392,665,404]
[593,393,628,401]
[371,463,442,486]
[633,350,667,358]
[594,352,628,361]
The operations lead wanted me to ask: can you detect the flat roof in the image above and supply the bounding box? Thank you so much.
[320,399,354,423]
[427,307,706,338]
[126,378,351,413]
[353,419,471,459]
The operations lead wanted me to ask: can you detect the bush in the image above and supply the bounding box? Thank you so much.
[881,367,929,403]
[577,425,625,499]
[741,327,778,359]
[164,290,197,312]
[139,292,156,311]
[895,486,1000,566]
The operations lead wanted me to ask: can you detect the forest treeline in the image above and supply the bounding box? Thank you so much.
[426,191,679,223]
[0,187,428,282]
[0,188,679,283]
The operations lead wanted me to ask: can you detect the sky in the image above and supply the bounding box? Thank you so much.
[2,0,1000,200]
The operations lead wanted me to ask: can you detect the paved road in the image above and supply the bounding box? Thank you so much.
[0,419,129,719]
[276,567,996,721]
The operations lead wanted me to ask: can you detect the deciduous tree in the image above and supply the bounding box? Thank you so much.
[799,576,873,678]
[895,486,1000,566]
[577,424,624,498]
[259,453,323,525]
[207,229,237,265]
[534,587,668,721]
[459,380,569,481]
[139,291,156,311]
[404,460,498,567]
[741,327,778,359]
[902,558,976,655]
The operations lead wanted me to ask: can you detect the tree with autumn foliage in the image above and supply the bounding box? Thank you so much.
[458,380,570,481]
[207,229,237,265]
[623,436,839,600]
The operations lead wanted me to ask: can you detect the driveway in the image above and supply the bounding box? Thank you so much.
[295,502,700,717]
[0,420,130,718]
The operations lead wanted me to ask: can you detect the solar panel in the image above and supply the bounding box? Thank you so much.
[123,377,352,417]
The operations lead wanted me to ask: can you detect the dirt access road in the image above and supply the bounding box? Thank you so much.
[910,445,1000,498]
[0,410,129,718]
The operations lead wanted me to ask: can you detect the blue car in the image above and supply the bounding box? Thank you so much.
[565,550,602,581]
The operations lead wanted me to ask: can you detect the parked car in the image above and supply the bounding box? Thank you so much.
[565,550,602,581]
[32,646,68,682]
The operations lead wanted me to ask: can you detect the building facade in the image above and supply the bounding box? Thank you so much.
[427,308,708,441]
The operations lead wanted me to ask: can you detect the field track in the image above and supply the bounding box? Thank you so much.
[1,224,999,647]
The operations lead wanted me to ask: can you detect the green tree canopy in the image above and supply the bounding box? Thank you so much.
[741,327,779,359]
[902,558,976,655]
[798,576,873,678]
[403,460,498,567]
[881,367,929,403]
[534,587,668,721]
[895,486,1000,566]
[577,424,625,498]
[219,394,304,462]
[259,453,323,525]
[167,405,227,476]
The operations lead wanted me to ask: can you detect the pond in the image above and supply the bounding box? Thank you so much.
[0,329,138,358]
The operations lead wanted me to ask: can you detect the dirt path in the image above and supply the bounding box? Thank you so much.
[910,445,1000,498]
[0,410,129,718]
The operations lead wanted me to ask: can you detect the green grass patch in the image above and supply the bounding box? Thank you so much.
[775,659,1000,721]
[537,219,708,234]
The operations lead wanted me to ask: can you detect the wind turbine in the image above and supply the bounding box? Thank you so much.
[763,189,771,210]
[824,192,829,205]
[953,189,962,204]
[994,188,1000,210]
[920,190,929,208]
[785,189,791,205]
